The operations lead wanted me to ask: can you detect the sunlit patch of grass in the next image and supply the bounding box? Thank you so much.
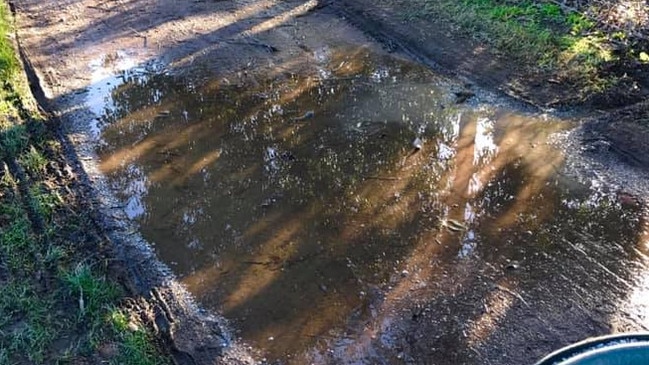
[0,1,18,80]
[408,0,594,66]
[109,309,167,365]
[406,0,625,99]
[558,34,616,93]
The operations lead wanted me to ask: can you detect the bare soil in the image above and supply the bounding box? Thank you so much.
[9,0,649,364]
[331,0,649,110]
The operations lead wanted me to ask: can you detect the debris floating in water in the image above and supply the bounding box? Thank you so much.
[293,110,315,121]
[412,137,423,150]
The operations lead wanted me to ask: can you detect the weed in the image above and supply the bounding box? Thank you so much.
[20,145,48,176]
[62,264,121,322]
[0,124,28,158]
[566,12,594,34]
[539,3,562,20]
[29,183,62,220]
[44,244,67,265]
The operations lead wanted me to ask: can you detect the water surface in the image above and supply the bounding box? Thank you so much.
[92,47,647,363]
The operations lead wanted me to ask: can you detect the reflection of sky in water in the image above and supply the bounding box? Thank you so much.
[458,230,477,258]
[370,67,390,83]
[122,164,148,219]
[86,52,137,137]
[627,246,649,327]
[468,173,483,196]
[437,142,455,160]
[86,52,164,138]
[473,117,498,165]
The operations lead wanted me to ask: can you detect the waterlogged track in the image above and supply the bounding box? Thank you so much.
[95,48,648,364]
[13,0,649,364]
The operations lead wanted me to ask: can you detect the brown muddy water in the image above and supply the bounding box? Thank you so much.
[91,48,648,363]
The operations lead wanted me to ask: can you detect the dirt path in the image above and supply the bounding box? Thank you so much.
[12,0,649,364]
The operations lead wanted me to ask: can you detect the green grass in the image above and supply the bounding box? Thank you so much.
[0,281,59,363]
[408,0,620,96]
[29,183,62,220]
[0,1,170,363]
[413,0,600,64]
[62,264,121,323]
[0,123,27,157]
[109,310,168,365]
[19,145,48,176]
[0,1,17,80]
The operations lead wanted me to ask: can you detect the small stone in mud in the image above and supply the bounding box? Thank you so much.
[292,110,315,121]
[401,269,409,277]
[319,283,328,293]
[506,261,520,270]
[127,321,140,332]
[454,91,475,104]
[617,191,640,207]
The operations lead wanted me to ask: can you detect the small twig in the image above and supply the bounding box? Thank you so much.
[127,26,146,39]
[363,175,400,181]
[242,260,273,266]
[87,4,112,12]
[79,286,85,314]
[495,284,530,307]
[220,37,278,52]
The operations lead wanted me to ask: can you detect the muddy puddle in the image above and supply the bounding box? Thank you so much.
[90,48,648,364]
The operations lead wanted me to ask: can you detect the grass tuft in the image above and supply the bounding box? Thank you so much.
[109,309,167,365]
[19,145,48,176]
[1,123,28,158]
[62,264,121,322]
[28,183,62,221]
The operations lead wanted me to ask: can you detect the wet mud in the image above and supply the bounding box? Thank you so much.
[93,48,649,364]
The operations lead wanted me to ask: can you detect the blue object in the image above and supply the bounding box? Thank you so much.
[534,333,649,365]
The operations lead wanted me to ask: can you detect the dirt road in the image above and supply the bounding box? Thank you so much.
[12,0,649,364]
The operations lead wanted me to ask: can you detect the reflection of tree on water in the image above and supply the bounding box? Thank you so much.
[96,48,646,364]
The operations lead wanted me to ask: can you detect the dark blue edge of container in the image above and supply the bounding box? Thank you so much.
[533,333,649,365]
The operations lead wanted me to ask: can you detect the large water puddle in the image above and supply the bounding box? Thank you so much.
[90,47,648,363]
